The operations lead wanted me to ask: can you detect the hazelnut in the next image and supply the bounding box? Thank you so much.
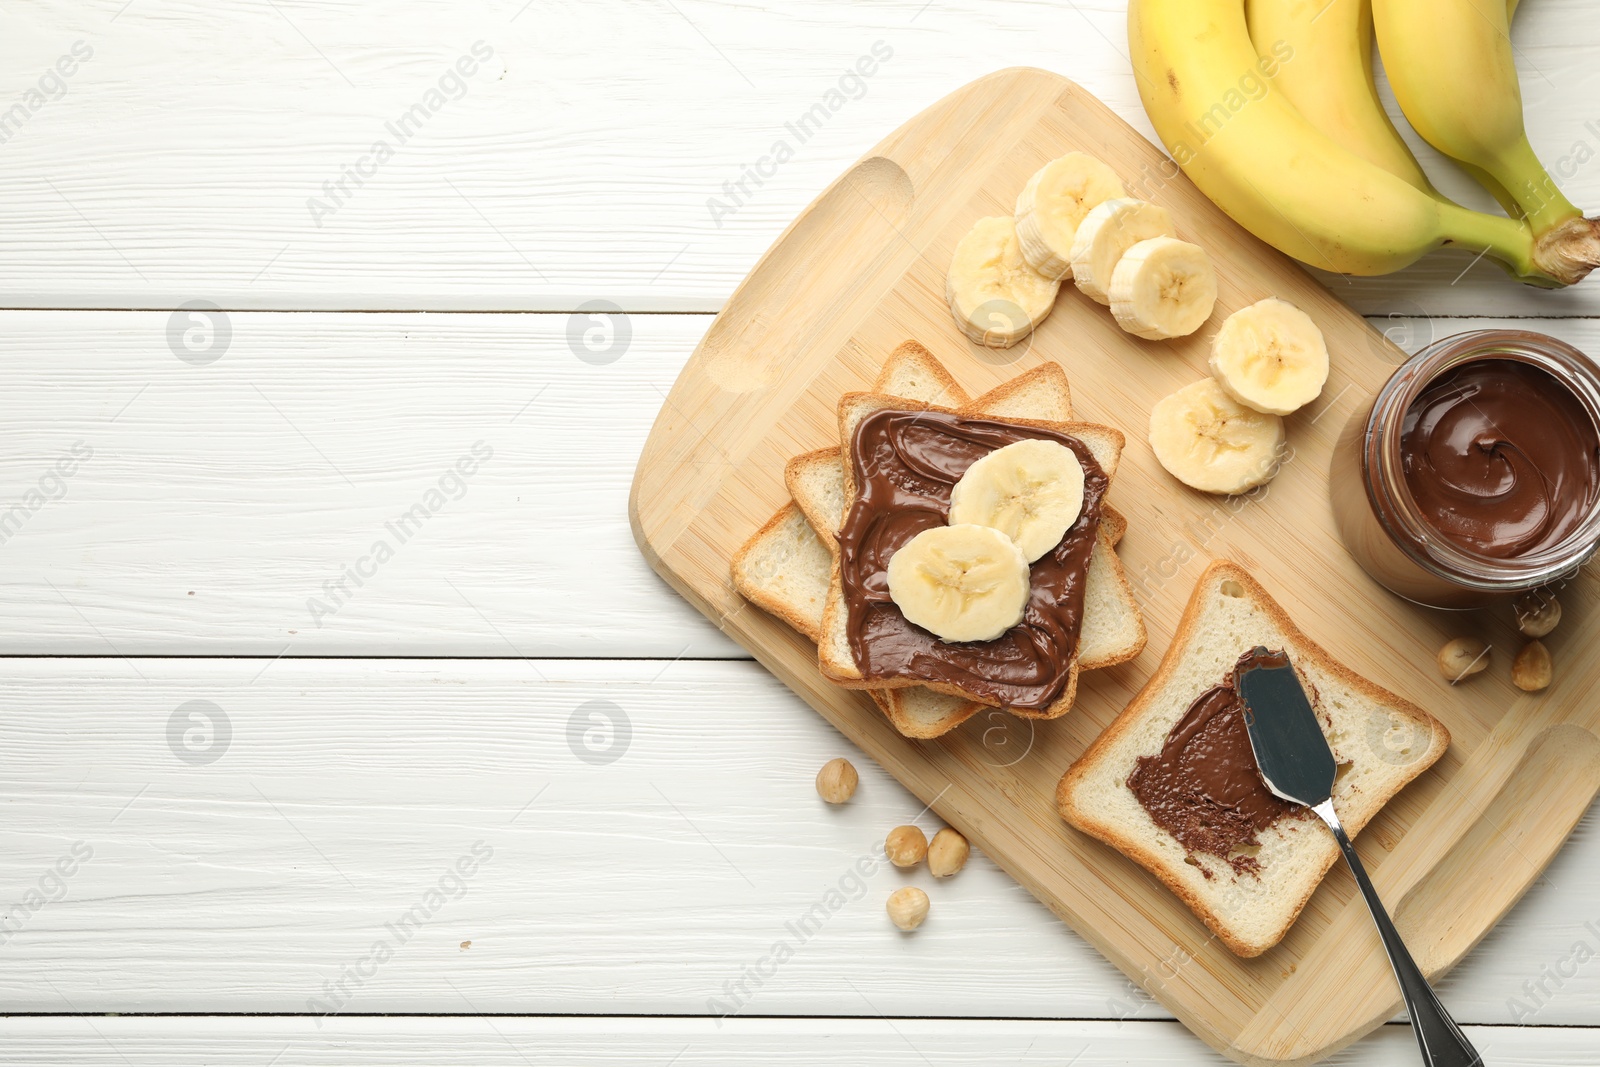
[1514,591,1562,638]
[886,887,930,931]
[1436,637,1489,683]
[927,828,970,877]
[1512,640,1552,692]
[816,758,858,804]
[884,824,928,868]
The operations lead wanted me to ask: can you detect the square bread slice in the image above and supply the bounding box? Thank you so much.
[1057,561,1451,957]
[818,392,1128,721]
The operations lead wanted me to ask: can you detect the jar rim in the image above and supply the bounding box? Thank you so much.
[1362,329,1600,592]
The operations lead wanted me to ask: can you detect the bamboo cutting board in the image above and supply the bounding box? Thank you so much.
[629,69,1600,1065]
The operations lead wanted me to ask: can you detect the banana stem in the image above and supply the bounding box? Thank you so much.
[1533,216,1600,286]
[1438,201,1600,286]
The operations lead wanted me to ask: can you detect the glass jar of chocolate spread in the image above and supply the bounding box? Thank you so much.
[1330,329,1600,608]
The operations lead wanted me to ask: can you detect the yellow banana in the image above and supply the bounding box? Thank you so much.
[1244,0,1521,217]
[1127,0,1599,284]
[1244,0,1433,192]
[1373,0,1590,239]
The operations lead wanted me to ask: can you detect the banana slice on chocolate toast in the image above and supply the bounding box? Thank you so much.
[887,524,1032,643]
[949,438,1086,562]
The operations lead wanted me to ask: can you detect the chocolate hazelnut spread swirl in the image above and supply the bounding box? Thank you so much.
[1401,358,1600,559]
[837,409,1107,711]
[1127,648,1307,874]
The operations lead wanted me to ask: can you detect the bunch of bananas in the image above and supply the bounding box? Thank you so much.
[1128,0,1600,286]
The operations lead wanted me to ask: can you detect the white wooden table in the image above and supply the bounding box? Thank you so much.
[1,2,1597,1063]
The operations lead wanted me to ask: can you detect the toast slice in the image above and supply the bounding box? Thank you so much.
[729,502,831,642]
[1057,561,1450,957]
[956,361,1073,423]
[873,339,972,408]
[785,447,850,554]
[818,391,1128,720]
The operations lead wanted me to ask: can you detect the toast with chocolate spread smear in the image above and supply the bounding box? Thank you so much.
[732,344,1143,737]
[1057,561,1449,957]
[815,392,1129,719]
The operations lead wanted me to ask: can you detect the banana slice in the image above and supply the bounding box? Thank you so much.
[1148,378,1286,495]
[1014,153,1126,281]
[1208,298,1329,415]
[946,216,1061,348]
[949,439,1085,562]
[1108,236,1218,340]
[887,524,1032,643]
[1069,198,1175,305]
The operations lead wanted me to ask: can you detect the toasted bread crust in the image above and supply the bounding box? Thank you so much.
[1100,505,1126,547]
[1057,560,1450,957]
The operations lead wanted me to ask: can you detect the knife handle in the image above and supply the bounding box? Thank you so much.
[1312,799,1484,1067]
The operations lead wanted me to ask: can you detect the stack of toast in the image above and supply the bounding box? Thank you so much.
[732,341,1146,738]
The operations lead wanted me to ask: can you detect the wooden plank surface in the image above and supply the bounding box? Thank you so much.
[0,656,1595,1024]
[3,309,1598,658]
[0,1,1597,316]
[630,68,1600,1063]
[0,310,733,657]
[0,1018,1593,1067]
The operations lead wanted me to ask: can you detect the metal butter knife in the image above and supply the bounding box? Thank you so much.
[1237,646,1483,1067]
